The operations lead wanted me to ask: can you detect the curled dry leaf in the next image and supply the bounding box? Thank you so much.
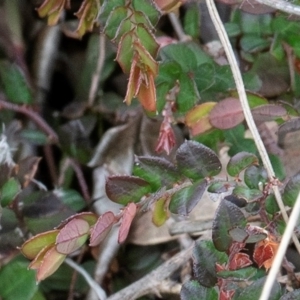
[209,98,244,130]
[118,202,137,243]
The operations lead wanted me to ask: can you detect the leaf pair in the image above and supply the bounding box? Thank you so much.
[37,0,100,38]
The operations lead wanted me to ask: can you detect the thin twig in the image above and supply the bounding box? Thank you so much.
[69,158,91,203]
[65,258,107,300]
[259,191,300,300]
[168,12,191,42]
[0,96,59,142]
[107,244,193,300]
[88,33,106,107]
[254,0,300,16]
[205,0,300,255]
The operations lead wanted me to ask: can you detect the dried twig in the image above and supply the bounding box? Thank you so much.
[0,96,59,142]
[254,0,300,16]
[65,258,107,300]
[168,12,191,42]
[107,244,193,300]
[88,33,106,107]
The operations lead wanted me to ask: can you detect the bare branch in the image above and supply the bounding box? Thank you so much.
[0,95,59,143]
[254,0,300,16]
[107,244,193,300]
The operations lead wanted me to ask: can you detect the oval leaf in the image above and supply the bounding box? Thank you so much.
[280,290,300,300]
[57,212,98,229]
[21,230,59,260]
[56,218,90,254]
[89,212,116,247]
[232,186,263,202]
[209,97,244,129]
[118,202,137,243]
[0,178,21,207]
[252,104,286,123]
[181,280,218,300]
[192,240,227,287]
[212,200,246,252]
[133,156,181,191]
[227,152,259,177]
[106,175,152,205]
[185,102,216,136]
[152,196,169,227]
[283,172,300,207]
[244,165,268,189]
[169,179,207,215]
[176,140,222,180]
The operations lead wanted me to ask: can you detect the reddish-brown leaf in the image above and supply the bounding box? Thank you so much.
[137,72,157,112]
[253,239,279,270]
[228,252,252,270]
[118,203,137,243]
[89,212,116,247]
[56,218,90,254]
[36,246,66,282]
[209,98,244,129]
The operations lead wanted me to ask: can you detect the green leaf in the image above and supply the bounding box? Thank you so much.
[265,194,280,215]
[232,186,263,202]
[135,24,159,57]
[133,156,180,191]
[169,179,207,215]
[217,267,257,280]
[0,177,21,207]
[269,154,286,181]
[177,72,198,112]
[0,256,37,300]
[57,189,86,211]
[104,6,127,40]
[192,240,227,287]
[152,196,169,226]
[234,277,282,300]
[20,129,48,145]
[283,172,300,207]
[0,61,33,104]
[116,29,135,73]
[240,35,270,53]
[212,200,246,252]
[181,280,218,300]
[224,125,257,156]
[105,175,152,205]
[244,166,268,189]
[132,0,160,26]
[227,152,259,177]
[207,181,236,194]
[225,22,241,38]
[176,140,222,181]
[21,230,59,260]
[99,0,126,24]
[183,3,200,38]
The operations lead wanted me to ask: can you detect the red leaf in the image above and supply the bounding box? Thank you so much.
[118,203,137,243]
[229,253,252,270]
[155,121,176,154]
[56,218,90,254]
[89,212,116,247]
[137,72,157,112]
[253,239,279,270]
[219,289,235,300]
[209,97,244,129]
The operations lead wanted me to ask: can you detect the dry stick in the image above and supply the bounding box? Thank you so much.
[106,244,193,300]
[254,0,300,16]
[168,13,191,42]
[259,191,300,300]
[88,33,106,108]
[0,96,59,142]
[65,258,107,300]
